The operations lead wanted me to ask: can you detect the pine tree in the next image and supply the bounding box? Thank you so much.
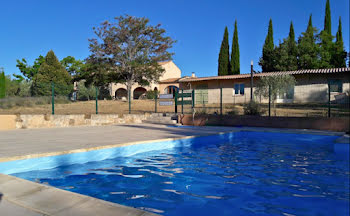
[31,50,72,96]
[298,15,319,69]
[318,0,334,68]
[218,27,230,76]
[333,17,347,67]
[259,19,275,72]
[0,71,5,98]
[231,20,240,74]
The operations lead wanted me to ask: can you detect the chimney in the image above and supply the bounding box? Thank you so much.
[191,72,196,78]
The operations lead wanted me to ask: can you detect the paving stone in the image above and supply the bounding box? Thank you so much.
[0,199,43,216]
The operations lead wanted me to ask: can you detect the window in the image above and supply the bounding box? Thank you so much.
[234,83,245,95]
[329,79,342,93]
[195,84,208,104]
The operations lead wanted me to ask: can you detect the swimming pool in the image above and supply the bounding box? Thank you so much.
[1,131,349,216]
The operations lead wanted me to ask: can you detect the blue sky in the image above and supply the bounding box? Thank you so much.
[0,0,348,78]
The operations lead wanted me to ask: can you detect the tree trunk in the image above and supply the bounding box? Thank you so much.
[127,81,132,101]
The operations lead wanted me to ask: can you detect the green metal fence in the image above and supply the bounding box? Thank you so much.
[0,81,348,118]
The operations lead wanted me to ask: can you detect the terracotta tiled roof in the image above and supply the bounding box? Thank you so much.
[179,67,350,82]
[159,77,182,83]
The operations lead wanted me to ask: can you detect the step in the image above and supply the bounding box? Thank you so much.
[142,119,177,125]
[149,113,174,117]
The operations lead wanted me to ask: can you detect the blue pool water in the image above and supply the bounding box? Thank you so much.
[6,132,350,216]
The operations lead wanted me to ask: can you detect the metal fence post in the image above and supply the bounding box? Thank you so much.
[268,85,271,117]
[181,89,184,114]
[192,89,195,108]
[328,82,331,117]
[95,86,98,114]
[51,82,55,115]
[128,89,131,114]
[174,90,178,114]
[155,91,157,113]
[220,87,223,115]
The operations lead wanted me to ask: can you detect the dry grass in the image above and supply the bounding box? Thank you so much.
[0,99,347,117]
[0,100,174,115]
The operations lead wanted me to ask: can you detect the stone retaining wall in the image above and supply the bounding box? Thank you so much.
[0,114,150,130]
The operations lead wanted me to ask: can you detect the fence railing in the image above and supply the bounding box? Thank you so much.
[0,82,348,118]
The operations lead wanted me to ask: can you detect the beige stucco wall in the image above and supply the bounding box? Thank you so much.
[181,73,350,105]
[109,61,182,98]
[185,79,253,104]
[159,83,180,94]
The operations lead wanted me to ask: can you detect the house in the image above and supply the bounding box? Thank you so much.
[177,68,350,104]
[109,61,181,100]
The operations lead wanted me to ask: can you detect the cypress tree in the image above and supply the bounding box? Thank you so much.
[297,15,319,69]
[333,17,346,67]
[218,27,230,76]
[0,71,5,98]
[266,19,274,51]
[32,50,72,96]
[287,22,298,69]
[288,22,295,43]
[231,20,240,74]
[274,22,298,71]
[319,0,334,68]
[259,19,275,72]
[324,0,331,35]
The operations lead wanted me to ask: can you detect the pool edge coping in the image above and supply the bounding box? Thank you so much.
[0,173,158,216]
[0,133,224,163]
[0,126,347,163]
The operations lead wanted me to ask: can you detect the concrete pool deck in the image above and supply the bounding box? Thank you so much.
[0,123,347,215]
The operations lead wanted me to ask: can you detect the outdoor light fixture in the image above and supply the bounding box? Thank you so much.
[250,60,254,101]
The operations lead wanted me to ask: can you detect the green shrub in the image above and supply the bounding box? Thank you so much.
[0,72,5,98]
[146,90,159,99]
[0,96,70,109]
[227,107,239,116]
[55,96,70,104]
[243,101,262,116]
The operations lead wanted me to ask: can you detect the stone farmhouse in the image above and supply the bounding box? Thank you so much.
[109,61,182,100]
[108,61,349,104]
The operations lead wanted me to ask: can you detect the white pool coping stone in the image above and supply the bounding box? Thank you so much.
[0,174,158,216]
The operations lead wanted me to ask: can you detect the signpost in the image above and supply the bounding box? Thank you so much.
[157,90,194,114]
[159,101,173,106]
[159,94,173,99]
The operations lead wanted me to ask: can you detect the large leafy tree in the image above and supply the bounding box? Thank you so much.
[259,19,275,72]
[31,50,72,96]
[218,26,230,76]
[332,17,346,67]
[230,20,240,74]
[16,55,45,81]
[297,15,319,69]
[87,15,175,99]
[61,56,85,78]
